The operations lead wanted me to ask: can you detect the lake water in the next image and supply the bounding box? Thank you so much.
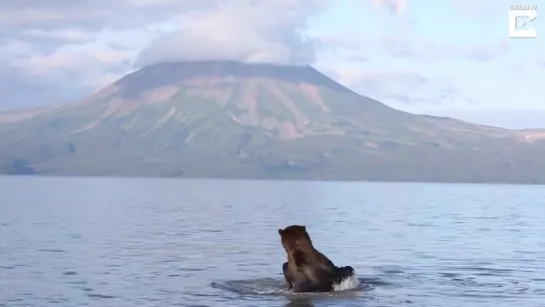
[0,177,544,307]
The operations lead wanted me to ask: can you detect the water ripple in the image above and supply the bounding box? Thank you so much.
[0,177,544,307]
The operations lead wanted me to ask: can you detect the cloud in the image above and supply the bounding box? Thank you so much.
[1,35,134,82]
[0,0,523,112]
[10,44,132,80]
[1,0,325,67]
[0,63,84,110]
[19,29,95,45]
[453,0,513,20]
[0,0,219,33]
[379,35,510,62]
[370,0,407,15]
[325,67,471,105]
[0,39,135,111]
[317,28,509,65]
[0,0,325,111]
[136,1,324,67]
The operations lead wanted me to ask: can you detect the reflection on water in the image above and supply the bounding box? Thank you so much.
[285,298,315,307]
[0,176,544,307]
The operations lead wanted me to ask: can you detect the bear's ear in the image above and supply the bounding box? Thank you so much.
[278,229,284,235]
[302,226,306,231]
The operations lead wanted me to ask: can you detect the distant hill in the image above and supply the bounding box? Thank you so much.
[1,60,544,184]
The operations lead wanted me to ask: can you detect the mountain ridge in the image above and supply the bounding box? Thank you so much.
[1,60,544,184]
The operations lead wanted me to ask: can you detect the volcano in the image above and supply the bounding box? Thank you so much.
[0,60,544,183]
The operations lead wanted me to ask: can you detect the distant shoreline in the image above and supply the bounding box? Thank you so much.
[1,173,543,186]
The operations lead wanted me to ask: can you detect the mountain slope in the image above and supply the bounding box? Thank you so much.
[1,60,544,183]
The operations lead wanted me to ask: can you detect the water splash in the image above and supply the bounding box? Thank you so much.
[211,275,366,297]
[333,274,361,292]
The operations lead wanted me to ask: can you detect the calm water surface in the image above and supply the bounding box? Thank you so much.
[0,176,544,307]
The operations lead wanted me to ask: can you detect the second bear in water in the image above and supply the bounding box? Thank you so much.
[278,225,356,292]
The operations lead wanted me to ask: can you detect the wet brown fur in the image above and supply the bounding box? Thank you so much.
[278,225,354,292]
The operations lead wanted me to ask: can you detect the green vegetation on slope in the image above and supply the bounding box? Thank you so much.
[0,61,544,184]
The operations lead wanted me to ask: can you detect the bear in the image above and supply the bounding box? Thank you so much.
[278,224,355,293]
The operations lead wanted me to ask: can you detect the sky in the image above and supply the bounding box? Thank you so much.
[0,0,543,129]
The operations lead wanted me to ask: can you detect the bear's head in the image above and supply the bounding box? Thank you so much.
[278,225,313,252]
